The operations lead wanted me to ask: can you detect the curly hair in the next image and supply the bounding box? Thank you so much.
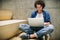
[34,0,45,9]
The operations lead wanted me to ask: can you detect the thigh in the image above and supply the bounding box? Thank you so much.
[44,24,54,30]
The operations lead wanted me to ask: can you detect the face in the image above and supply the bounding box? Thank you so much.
[36,4,43,13]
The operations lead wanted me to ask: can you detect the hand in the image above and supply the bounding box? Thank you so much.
[44,22,50,26]
[30,34,36,39]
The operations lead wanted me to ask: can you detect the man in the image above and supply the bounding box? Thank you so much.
[19,0,54,40]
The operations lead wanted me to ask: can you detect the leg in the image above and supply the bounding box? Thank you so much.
[19,24,34,34]
[36,24,54,38]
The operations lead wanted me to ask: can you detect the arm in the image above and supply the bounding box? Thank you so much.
[44,12,51,26]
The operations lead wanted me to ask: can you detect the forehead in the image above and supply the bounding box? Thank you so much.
[36,4,42,7]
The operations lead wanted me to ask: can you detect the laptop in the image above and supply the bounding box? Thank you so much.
[28,18,44,27]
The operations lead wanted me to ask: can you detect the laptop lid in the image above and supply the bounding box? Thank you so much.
[28,18,44,27]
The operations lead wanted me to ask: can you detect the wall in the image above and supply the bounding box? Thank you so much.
[45,0,60,40]
[0,0,36,20]
[0,0,60,40]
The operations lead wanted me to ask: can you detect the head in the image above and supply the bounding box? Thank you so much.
[34,0,45,13]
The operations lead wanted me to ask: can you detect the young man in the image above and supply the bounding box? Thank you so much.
[19,0,54,40]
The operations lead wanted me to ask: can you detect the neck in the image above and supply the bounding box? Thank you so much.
[38,11,42,14]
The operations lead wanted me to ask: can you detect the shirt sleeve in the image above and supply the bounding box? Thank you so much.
[45,12,51,22]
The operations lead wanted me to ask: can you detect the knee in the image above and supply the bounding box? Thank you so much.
[45,24,54,34]
[49,24,54,30]
[19,24,30,30]
[47,24,54,33]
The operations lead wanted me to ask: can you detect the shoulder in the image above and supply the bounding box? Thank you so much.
[43,10,50,15]
[31,10,37,15]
